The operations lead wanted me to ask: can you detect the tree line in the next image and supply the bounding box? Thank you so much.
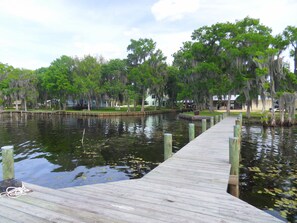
[0,17,297,124]
[174,17,297,125]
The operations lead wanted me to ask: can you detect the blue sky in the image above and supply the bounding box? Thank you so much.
[0,0,296,70]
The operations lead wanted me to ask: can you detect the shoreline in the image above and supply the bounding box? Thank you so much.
[0,109,191,117]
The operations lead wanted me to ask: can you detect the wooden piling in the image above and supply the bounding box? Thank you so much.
[189,123,195,141]
[234,121,242,161]
[238,113,243,127]
[229,137,239,172]
[210,117,214,127]
[215,115,219,124]
[2,146,15,180]
[235,119,241,127]
[164,133,172,161]
[202,119,207,133]
[229,137,240,197]
[234,124,241,138]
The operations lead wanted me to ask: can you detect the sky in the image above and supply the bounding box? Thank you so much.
[0,0,296,70]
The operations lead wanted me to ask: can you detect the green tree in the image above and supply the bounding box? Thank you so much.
[173,41,196,108]
[18,69,38,111]
[165,66,180,108]
[148,49,167,110]
[231,17,273,118]
[43,55,75,110]
[0,63,13,109]
[74,55,102,111]
[101,59,127,107]
[35,67,49,107]
[127,38,164,112]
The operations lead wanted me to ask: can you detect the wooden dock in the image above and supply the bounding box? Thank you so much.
[0,116,283,222]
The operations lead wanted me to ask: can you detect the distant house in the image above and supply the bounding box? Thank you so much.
[213,95,284,111]
[213,95,242,110]
[145,94,168,107]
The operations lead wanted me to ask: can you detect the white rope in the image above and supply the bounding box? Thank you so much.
[0,182,32,198]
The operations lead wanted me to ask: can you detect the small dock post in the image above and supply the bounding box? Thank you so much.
[202,119,207,133]
[229,137,240,197]
[189,123,195,141]
[210,117,214,127]
[215,115,219,124]
[164,133,172,161]
[234,118,242,161]
[2,145,15,180]
[238,113,243,127]
[234,124,241,139]
[1,145,23,192]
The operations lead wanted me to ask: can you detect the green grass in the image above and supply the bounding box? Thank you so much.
[184,110,228,116]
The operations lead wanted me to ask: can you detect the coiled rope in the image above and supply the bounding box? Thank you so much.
[0,182,32,198]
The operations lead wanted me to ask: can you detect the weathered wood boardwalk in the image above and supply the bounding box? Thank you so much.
[0,117,283,222]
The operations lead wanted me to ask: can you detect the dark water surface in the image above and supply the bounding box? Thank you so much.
[240,125,297,222]
[0,113,195,189]
[1,113,296,221]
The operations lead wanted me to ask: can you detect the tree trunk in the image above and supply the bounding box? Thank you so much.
[246,100,251,119]
[133,99,136,111]
[15,98,19,111]
[260,91,266,113]
[279,97,285,126]
[288,110,292,126]
[270,106,276,126]
[125,90,131,112]
[209,94,214,112]
[141,92,145,112]
[87,96,91,111]
[58,100,62,110]
[226,92,231,114]
[158,96,162,109]
[24,98,27,112]
[280,110,285,126]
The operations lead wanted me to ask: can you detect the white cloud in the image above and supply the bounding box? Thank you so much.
[151,0,200,21]
[73,41,124,60]
[0,0,296,70]
[0,0,63,27]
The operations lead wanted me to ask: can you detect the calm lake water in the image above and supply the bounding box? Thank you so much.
[1,113,296,222]
[240,125,297,222]
[0,113,196,188]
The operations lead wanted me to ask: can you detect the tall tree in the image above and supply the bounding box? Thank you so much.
[101,59,127,107]
[43,55,75,110]
[0,63,13,109]
[165,66,180,108]
[127,38,164,112]
[148,49,167,109]
[232,17,273,118]
[74,55,102,111]
[35,67,49,107]
[17,69,38,111]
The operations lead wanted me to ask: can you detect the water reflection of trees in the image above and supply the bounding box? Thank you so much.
[0,113,189,179]
[240,126,297,222]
